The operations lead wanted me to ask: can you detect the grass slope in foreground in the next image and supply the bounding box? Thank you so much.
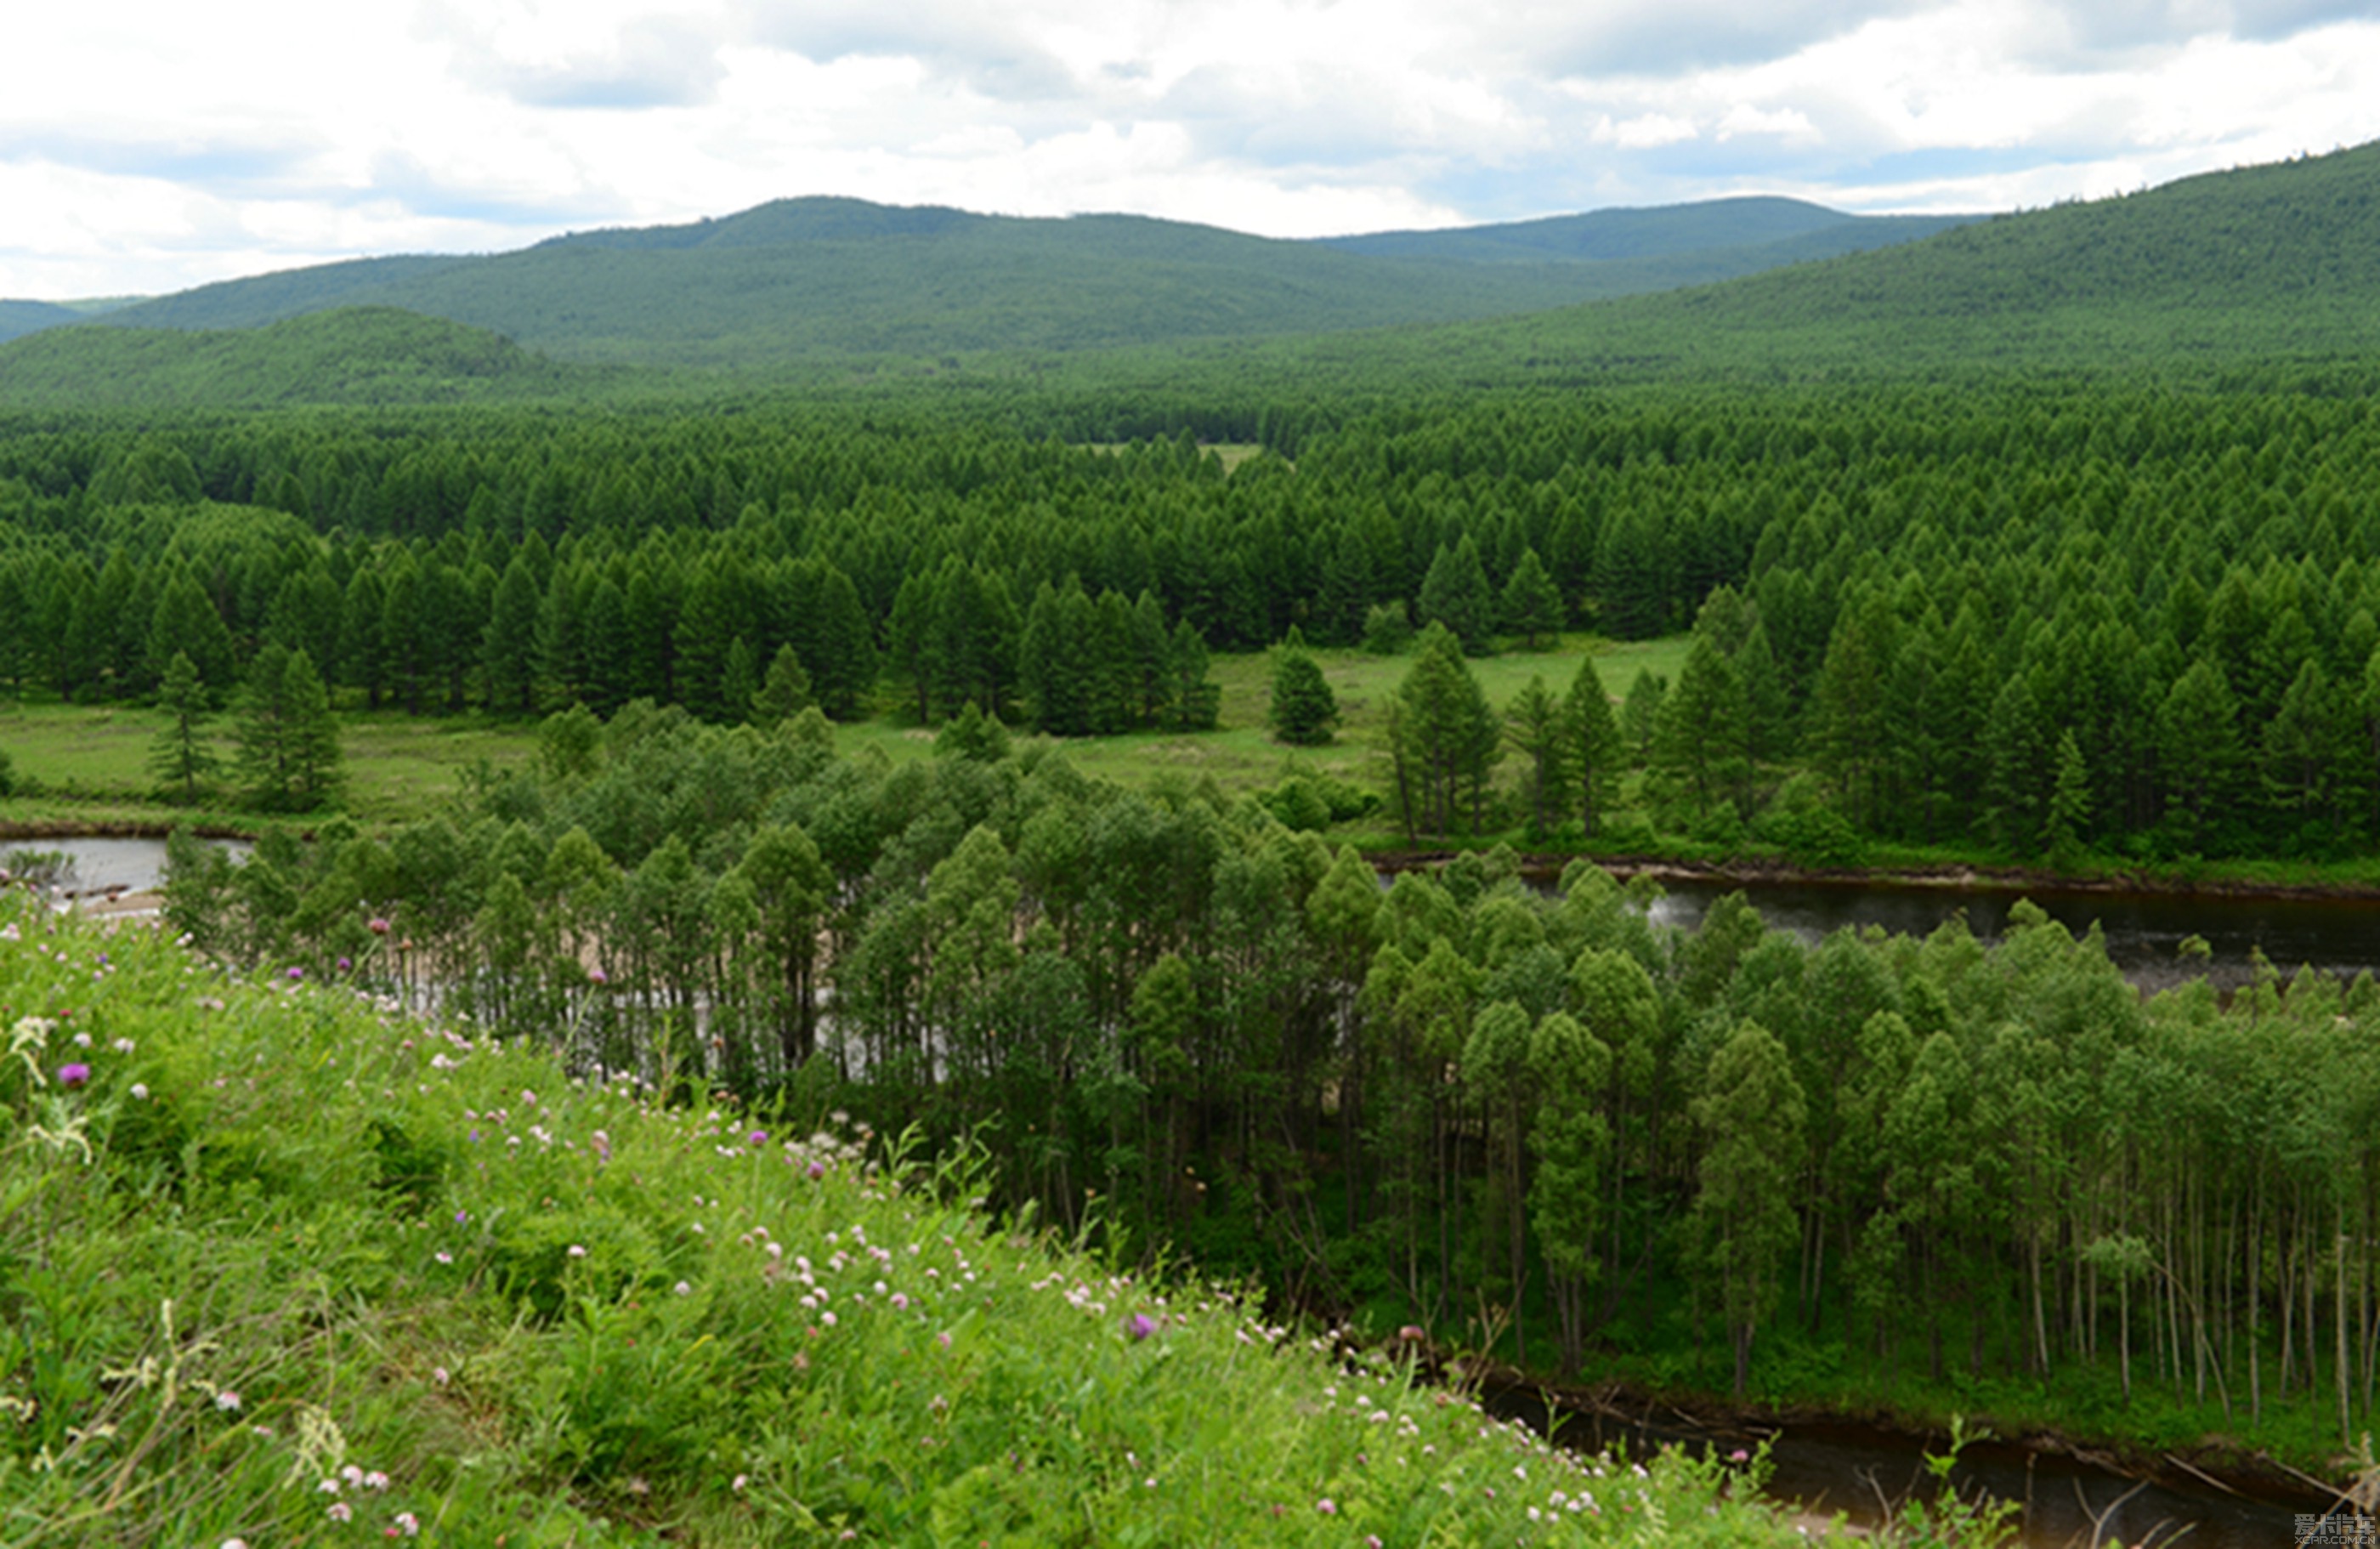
[0,894,1853,1546]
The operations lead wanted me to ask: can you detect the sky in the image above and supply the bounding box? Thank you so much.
[6,0,2380,300]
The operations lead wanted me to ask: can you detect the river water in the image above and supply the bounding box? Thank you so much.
[2,834,249,898]
[1484,1382,2325,1547]
[1594,871,2380,996]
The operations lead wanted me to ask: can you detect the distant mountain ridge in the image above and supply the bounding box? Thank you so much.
[8,141,2377,402]
[0,299,87,345]
[1320,195,1969,264]
[4,192,1979,368]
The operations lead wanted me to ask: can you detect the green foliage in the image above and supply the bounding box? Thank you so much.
[0,899,1842,1547]
[232,644,343,813]
[146,651,219,804]
[1267,648,1339,746]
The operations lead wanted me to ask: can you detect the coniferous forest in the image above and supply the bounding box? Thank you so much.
[14,144,2380,1498]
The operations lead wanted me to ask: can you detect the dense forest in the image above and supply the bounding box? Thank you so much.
[151,708,2380,1455]
[8,384,2380,858]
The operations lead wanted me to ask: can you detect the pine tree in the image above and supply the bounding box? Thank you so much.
[720,637,759,725]
[1386,624,1503,840]
[482,556,544,715]
[1504,675,1567,837]
[148,651,218,804]
[1499,548,1565,650]
[2044,727,2093,860]
[1417,538,1496,655]
[1560,654,1625,837]
[751,644,814,727]
[1269,647,1340,746]
[1164,621,1221,731]
[235,644,342,813]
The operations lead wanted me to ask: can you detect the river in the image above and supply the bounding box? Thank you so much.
[2,834,250,898]
[1482,1381,2327,1547]
[1561,869,2380,996]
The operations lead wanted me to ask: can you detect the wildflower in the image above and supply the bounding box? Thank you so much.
[129,1083,148,1100]
[364,1470,389,1489]
[326,1501,351,1522]
[215,1390,241,1412]
[588,967,608,985]
[71,1030,91,1047]
[287,967,304,981]
[1317,1498,1337,1515]
[432,1367,450,1386]
[337,956,352,973]
[806,1159,826,1179]
[1126,1313,1158,1342]
[674,1280,693,1297]
[747,1129,768,1148]
[368,917,391,935]
[56,1063,90,1088]
[568,1244,588,1258]
[111,1037,134,1053]
[733,1474,750,1493]
[393,1512,420,1536]
[1730,1448,1750,1463]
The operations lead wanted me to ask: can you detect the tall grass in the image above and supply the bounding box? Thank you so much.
[0,893,1859,1546]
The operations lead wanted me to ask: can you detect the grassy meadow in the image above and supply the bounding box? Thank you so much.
[0,633,1686,840]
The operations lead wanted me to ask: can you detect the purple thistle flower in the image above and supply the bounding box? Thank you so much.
[806,1159,826,1179]
[56,1063,91,1088]
[286,966,303,981]
[747,1129,768,1148]
[337,956,352,973]
[1127,1313,1158,1342]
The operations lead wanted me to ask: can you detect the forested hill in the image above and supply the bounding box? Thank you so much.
[1384,139,2380,382]
[1320,195,1974,267]
[0,307,581,407]
[0,299,84,344]
[72,193,1964,370]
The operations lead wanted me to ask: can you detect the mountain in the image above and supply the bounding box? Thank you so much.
[0,299,85,344]
[1321,195,1973,265]
[0,306,579,407]
[1218,140,2380,389]
[81,194,1969,370]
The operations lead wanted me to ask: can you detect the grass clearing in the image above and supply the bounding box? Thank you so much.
[0,633,1674,837]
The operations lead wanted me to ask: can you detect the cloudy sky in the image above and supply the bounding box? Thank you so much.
[6,0,2378,299]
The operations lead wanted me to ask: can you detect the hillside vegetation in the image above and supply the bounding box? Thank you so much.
[0,308,584,408]
[76,195,1965,371]
[0,893,1849,1546]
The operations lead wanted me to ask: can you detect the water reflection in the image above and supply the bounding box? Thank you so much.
[1582,871,2380,994]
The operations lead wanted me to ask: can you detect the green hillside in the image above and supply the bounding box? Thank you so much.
[0,306,582,407]
[0,894,1855,1546]
[1321,196,1975,265]
[1410,141,2380,382]
[0,300,82,345]
[88,194,1966,370]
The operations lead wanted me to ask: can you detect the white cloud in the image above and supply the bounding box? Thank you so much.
[2,0,2378,295]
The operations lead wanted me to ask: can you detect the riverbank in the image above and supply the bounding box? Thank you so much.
[1443,1358,2349,1545]
[1379,847,2380,905]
